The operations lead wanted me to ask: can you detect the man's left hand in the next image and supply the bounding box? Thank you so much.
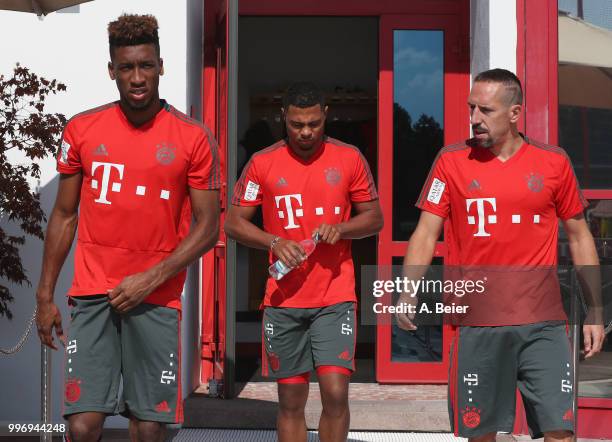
[108,270,160,313]
[313,223,343,245]
[582,324,605,358]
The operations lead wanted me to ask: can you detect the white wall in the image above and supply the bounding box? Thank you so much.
[0,0,187,429]
[470,0,517,79]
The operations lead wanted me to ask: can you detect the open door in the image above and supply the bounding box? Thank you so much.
[376,14,470,383]
[201,0,238,398]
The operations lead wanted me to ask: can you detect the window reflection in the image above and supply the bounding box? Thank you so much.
[559,200,612,399]
[390,256,443,363]
[393,30,444,241]
[558,4,612,189]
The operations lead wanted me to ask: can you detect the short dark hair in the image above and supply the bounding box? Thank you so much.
[108,14,160,58]
[474,68,523,105]
[282,82,326,110]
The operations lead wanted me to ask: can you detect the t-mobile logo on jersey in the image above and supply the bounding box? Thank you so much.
[275,194,304,230]
[91,161,125,205]
[466,198,497,237]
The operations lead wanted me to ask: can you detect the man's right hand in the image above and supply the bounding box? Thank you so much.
[272,238,307,268]
[36,300,65,350]
[395,293,418,331]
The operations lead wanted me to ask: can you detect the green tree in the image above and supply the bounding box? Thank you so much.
[0,64,66,319]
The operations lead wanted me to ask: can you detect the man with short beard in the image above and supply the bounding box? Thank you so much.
[225,82,383,442]
[35,14,220,442]
[397,69,604,442]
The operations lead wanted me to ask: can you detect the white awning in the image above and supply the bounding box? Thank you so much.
[559,12,612,68]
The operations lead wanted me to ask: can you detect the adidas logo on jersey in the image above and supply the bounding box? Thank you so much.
[93,144,109,156]
[276,177,288,187]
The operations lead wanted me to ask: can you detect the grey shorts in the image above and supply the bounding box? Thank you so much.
[449,321,574,439]
[262,301,356,379]
[63,295,182,423]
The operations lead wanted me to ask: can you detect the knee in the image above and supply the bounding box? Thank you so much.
[135,421,165,441]
[278,399,306,419]
[68,418,103,442]
[468,433,496,442]
[321,388,349,417]
[543,430,573,442]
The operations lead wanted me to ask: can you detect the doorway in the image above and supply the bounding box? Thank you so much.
[235,16,379,383]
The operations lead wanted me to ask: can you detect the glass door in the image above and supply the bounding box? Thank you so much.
[376,14,469,383]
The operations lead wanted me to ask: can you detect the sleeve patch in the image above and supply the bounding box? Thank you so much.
[59,140,71,164]
[244,180,260,201]
[427,178,446,204]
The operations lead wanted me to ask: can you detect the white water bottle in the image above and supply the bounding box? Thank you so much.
[268,235,319,280]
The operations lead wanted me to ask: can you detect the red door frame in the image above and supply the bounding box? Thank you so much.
[201,0,228,389]
[515,0,612,437]
[202,0,470,388]
[376,13,470,383]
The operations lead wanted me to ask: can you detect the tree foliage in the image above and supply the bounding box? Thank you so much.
[0,64,67,319]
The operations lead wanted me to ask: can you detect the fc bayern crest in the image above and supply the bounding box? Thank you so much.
[156,143,176,165]
[325,167,341,186]
[526,172,544,192]
[461,406,481,429]
[65,379,81,403]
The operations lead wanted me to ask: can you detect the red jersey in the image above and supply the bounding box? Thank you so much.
[232,137,378,308]
[56,101,220,309]
[417,136,588,325]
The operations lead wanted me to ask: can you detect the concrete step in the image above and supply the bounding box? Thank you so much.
[183,383,450,431]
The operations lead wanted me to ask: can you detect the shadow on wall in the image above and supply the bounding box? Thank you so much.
[0,166,199,428]
[0,174,130,428]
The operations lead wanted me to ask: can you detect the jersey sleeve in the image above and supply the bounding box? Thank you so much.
[188,128,220,190]
[231,156,263,206]
[415,152,451,219]
[349,151,378,202]
[56,121,82,174]
[555,154,589,220]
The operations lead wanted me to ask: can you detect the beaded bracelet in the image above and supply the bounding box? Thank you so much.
[270,236,281,251]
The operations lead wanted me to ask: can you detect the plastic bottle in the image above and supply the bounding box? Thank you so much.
[268,236,318,280]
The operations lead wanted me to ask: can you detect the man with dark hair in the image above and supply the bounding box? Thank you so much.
[397,68,604,441]
[225,81,383,442]
[35,14,220,442]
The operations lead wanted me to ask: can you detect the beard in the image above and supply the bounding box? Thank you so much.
[472,126,493,148]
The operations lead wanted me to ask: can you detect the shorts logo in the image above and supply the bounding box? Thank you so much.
[563,409,574,422]
[66,339,78,354]
[463,373,479,386]
[338,349,351,361]
[265,322,274,336]
[561,379,573,393]
[244,180,260,202]
[156,143,176,165]
[341,324,353,335]
[325,167,341,186]
[65,379,81,403]
[155,401,171,413]
[160,370,176,385]
[461,406,481,429]
[427,178,445,204]
[526,172,544,192]
[268,352,280,371]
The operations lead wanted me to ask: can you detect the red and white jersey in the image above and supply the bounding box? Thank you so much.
[56,101,220,309]
[232,137,378,308]
[417,136,588,325]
